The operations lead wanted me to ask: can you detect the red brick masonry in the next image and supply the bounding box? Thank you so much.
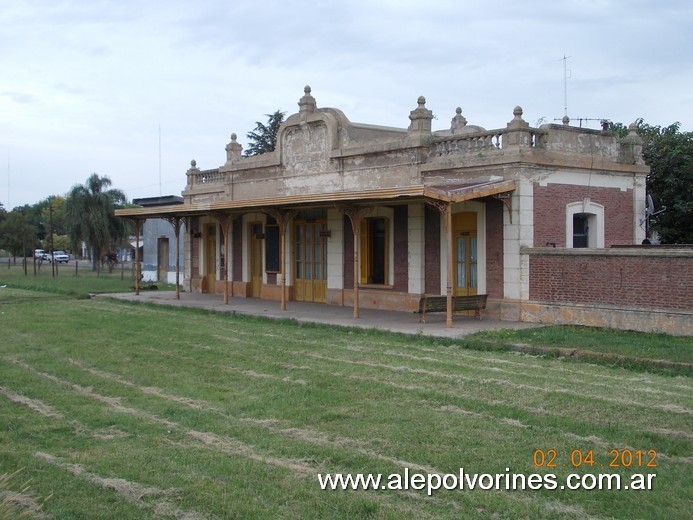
[533,184,634,247]
[528,247,693,312]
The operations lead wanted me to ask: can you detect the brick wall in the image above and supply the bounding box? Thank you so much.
[393,205,408,292]
[424,205,441,294]
[343,216,354,288]
[528,248,693,311]
[533,184,634,247]
[232,217,243,281]
[485,198,504,298]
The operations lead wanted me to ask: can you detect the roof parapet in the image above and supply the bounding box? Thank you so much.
[407,96,433,136]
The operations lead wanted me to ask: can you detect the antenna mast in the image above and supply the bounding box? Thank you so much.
[561,54,571,118]
[158,124,162,196]
[6,151,10,210]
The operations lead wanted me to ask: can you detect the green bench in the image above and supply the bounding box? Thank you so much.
[417,294,488,323]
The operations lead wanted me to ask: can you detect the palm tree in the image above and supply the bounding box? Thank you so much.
[243,110,285,156]
[65,174,127,272]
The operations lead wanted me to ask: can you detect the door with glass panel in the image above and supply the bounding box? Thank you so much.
[452,212,478,297]
[294,221,327,302]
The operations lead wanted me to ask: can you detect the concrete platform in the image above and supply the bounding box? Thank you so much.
[104,291,541,339]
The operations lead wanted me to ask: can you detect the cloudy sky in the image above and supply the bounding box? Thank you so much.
[1,0,691,210]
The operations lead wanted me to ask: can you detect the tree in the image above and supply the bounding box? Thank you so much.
[39,195,67,237]
[609,120,693,243]
[243,110,285,156]
[65,174,128,271]
[0,210,37,262]
[641,123,693,244]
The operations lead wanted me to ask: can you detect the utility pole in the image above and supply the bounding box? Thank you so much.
[159,124,162,196]
[49,198,55,278]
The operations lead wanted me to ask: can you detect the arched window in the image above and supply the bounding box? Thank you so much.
[566,200,604,248]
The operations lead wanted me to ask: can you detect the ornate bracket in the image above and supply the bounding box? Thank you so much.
[262,208,297,232]
[162,215,184,236]
[493,192,513,224]
[335,204,373,234]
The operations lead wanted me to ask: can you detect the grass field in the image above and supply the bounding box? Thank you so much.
[0,281,691,518]
[0,258,176,297]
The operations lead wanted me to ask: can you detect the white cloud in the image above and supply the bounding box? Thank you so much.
[1,0,691,209]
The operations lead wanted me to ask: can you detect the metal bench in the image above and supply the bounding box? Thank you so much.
[417,294,488,323]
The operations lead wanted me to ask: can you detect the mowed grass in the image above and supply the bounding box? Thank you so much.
[0,288,691,519]
[0,258,176,297]
[468,327,693,374]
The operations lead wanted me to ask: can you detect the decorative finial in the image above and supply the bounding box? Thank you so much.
[619,121,644,164]
[621,122,643,145]
[562,115,570,125]
[450,107,468,133]
[298,85,317,116]
[408,95,433,135]
[191,159,197,167]
[225,133,243,165]
[506,105,529,131]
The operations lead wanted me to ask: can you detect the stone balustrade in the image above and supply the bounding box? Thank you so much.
[430,128,547,157]
[187,168,225,186]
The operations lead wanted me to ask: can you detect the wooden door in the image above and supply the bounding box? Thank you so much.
[294,221,327,302]
[453,212,478,297]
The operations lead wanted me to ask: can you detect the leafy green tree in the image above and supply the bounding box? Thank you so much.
[243,110,285,156]
[65,174,128,271]
[641,123,693,243]
[609,120,693,243]
[39,196,67,237]
[48,233,71,252]
[0,210,38,261]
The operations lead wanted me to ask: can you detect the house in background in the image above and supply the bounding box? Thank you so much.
[117,86,691,335]
[131,195,185,284]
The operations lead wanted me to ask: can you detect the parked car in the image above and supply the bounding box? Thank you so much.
[46,251,69,263]
[34,248,45,258]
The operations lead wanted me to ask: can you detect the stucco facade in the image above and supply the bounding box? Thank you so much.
[117,86,692,333]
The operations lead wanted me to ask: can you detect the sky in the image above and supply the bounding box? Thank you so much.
[1,0,691,210]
